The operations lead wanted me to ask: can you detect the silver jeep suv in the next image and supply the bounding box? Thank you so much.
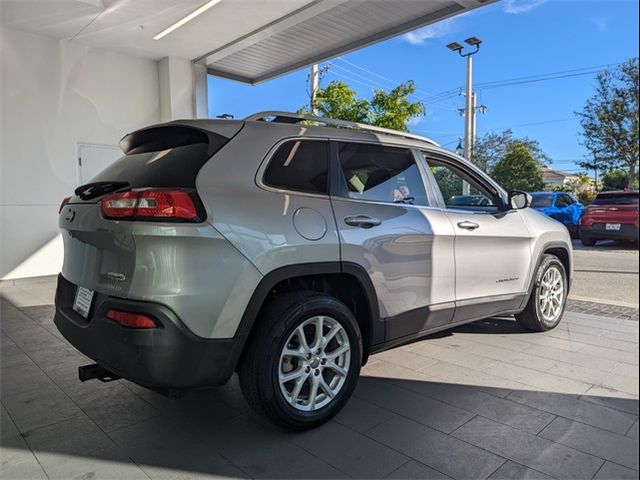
[55,111,572,429]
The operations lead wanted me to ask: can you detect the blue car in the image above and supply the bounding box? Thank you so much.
[530,191,585,236]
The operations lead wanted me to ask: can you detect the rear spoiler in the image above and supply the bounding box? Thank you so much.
[119,120,244,157]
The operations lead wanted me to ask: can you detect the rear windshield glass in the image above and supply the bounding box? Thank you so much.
[530,193,553,208]
[90,126,232,189]
[92,143,210,188]
[592,192,639,205]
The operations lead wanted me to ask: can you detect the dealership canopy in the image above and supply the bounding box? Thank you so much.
[2,0,494,84]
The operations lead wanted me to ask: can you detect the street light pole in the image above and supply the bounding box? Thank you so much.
[465,54,473,161]
[447,37,482,163]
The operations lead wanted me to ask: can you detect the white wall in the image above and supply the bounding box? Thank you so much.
[1,27,161,279]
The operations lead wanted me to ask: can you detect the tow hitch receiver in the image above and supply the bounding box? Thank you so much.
[78,363,120,383]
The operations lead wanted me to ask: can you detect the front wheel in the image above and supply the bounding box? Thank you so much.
[238,291,362,430]
[516,254,567,332]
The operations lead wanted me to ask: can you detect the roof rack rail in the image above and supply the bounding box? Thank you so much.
[244,111,439,146]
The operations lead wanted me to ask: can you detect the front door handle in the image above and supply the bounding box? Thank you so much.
[457,220,480,231]
[344,215,382,229]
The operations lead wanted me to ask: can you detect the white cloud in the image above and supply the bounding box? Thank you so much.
[407,116,424,127]
[503,0,547,14]
[403,18,456,45]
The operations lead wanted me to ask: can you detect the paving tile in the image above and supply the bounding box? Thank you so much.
[452,416,604,480]
[550,363,639,396]
[613,362,640,379]
[69,382,160,432]
[2,384,83,433]
[488,461,555,480]
[578,344,640,366]
[21,414,102,450]
[507,390,636,435]
[31,431,140,480]
[0,361,55,397]
[361,361,450,399]
[580,389,640,416]
[194,415,348,479]
[516,343,620,374]
[69,463,149,480]
[25,343,87,373]
[482,360,592,395]
[0,438,48,480]
[0,342,34,369]
[435,384,556,434]
[627,419,639,440]
[333,396,397,433]
[539,417,639,470]
[373,348,441,371]
[418,360,530,398]
[459,341,558,373]
[108,416,248,479]
[385,460,452,479]
[291,420,409,478]
[367,416,506,480]
[355,376,474,433]
[593,462,639,480]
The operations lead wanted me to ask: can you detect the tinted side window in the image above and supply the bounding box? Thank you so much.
[556,194,573,207]
[336,142,428,206]
[426,157,499,212]
[263,140,328,194]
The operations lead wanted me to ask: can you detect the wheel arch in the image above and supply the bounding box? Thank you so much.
[234,262,380,370]
[521,241,573,309]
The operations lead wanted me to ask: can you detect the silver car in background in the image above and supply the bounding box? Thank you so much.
[55,111,573,429]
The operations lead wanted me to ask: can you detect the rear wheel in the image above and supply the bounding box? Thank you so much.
[238,291,362,430]
[516,254,567,332]
[580,232,596,246]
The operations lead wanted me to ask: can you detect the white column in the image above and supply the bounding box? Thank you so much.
[158,57,208,121]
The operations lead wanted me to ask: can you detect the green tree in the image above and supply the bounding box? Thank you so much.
[305,80,425,131]
[602,169,631,191]
[577,58,639,188]
[473,129,550,173]
[490,145,545,192]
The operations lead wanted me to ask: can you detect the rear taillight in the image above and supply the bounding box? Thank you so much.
[59,196,71,214]
[106,309,156,329]
[100,189,198,221]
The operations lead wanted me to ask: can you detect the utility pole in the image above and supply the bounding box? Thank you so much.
[310,64,319,115]
[447,37,482,163]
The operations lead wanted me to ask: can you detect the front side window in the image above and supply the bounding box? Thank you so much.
[426,157,499,212]
[336,142,428,206]
[263,140,329,194]
[530,193,553,208]
[555,194,574,207]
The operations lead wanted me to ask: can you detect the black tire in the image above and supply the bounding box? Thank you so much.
[238,291,362,430]
[516,254,568,332]
[580,232,596,247]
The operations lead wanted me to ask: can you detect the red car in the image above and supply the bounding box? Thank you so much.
[579,190,639,246]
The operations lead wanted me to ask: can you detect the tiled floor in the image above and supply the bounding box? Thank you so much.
[1,277,638,480]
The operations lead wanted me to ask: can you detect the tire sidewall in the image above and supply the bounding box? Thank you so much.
[533,256,567,329]
[261,296,362,428]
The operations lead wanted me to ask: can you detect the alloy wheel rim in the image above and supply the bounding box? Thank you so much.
[278,316,351,412]
[538,266,564,324]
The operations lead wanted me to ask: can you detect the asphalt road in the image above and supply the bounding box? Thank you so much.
[570,239,639,306]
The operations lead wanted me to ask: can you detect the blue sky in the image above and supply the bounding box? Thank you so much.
[207,0,639,174]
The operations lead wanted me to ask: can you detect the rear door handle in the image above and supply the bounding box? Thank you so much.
[344,215,382,229]
[457,220,479,231]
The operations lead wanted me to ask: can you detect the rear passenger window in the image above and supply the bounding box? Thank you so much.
[263,140,328,194]
[336,142,428,206]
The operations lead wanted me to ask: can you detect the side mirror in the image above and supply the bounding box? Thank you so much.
[508,191,531,210]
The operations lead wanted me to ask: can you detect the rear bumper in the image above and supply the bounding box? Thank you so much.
[579,223,639,241]
[54,274,246,389]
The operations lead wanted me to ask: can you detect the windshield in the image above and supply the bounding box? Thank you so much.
[530,193,553,208]
[592,192,639,206]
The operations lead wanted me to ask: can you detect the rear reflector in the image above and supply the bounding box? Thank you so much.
[101,189,198,221]
[106,309,156,329]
